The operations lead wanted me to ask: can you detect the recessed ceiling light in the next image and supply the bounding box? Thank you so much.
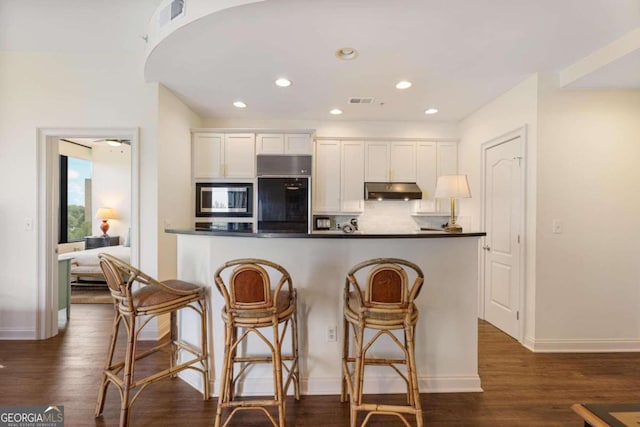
[105,139,122,147]
[233,101,247,108]
[275,78,292,87]
[424,108,439,115]
[335,47,358,60]
[329,108,343,115]
[396,81,412,90]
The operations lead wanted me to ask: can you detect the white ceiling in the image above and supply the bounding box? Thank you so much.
[144,0,640,122]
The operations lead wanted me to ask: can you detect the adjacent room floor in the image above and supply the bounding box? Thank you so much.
[1,304,638,426]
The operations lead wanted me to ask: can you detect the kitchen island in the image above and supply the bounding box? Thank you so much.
[167,229,485,397]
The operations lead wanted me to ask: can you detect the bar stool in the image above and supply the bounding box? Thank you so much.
[95,253,210,427]
[213,258,300,427]
[341,258,425,427]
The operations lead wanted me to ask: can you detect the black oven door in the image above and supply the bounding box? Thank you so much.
[257,177,309,233]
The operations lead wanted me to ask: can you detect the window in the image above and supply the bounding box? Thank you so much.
[59,155,92,243]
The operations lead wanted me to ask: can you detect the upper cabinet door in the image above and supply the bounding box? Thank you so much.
[193,133,224,178]
[416,142,438,199]
[390,141,417,182]
[341,141,365,213]
[414,142,438,212]
[365,142,390,182]
[256,133,313,155]
[437,141,457,176]
[284,134,313,155]
[256,133,284,155]
[224,133,256,178]
[314,140,341,213]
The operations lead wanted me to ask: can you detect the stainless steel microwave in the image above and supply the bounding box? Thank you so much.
[195,183,253,217]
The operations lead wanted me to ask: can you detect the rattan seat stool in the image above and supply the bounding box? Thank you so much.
[95,253,210,427]
[341,258,425,427]
[213,258,300,427]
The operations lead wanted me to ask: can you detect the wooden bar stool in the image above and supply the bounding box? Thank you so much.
[95,253,210,427]
[213,258,300,427]
[341,258,425,427]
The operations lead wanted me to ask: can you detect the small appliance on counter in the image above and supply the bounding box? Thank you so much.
[312,217,361,234]
[342,218,359,234]
[314,216,332,230]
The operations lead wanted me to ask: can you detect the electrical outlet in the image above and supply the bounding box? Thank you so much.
[327,326,337,342]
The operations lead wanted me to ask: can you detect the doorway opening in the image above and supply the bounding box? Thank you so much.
[36,128,139,339]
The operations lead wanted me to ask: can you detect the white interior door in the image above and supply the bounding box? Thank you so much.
[483,133,524,340]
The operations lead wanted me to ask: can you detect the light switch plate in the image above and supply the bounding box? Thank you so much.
[552,219,562,234]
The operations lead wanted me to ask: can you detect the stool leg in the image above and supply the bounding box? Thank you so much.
[273,320,285,427]
[120,316,137,427]
[96,310,121,417]
[200,298,210,400]
[340,316,349,403]
[214,321,234,427]
[406,323,423,427]
[290,297,301,400]
[351,322,365,427]
[170,311,178,378]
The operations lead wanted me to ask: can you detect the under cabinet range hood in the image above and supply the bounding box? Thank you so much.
[365,182,423,200]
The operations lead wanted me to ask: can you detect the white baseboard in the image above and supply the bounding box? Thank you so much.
[178,368,207,393]
[0,328,37,340]
[179,374,482,397]
[525,336,640,352]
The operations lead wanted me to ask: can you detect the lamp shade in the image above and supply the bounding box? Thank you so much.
[434,175,471,199]
[95,207,117,220]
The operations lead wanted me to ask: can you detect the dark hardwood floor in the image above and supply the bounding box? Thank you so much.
[1,304,638,426]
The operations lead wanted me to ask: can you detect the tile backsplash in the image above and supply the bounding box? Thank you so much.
[328,201,469,234]
[353,201,446,233]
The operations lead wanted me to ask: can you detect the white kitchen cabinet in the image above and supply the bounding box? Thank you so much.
[256,133,313,155]
[285,134,313,154]
[437,142,457,177]
[390,141,417,182]
[192,133,255,178]
[193,133,224,178]
[313,140,341,212]
[313,140,365,214]
[340,141,365,212]
[364,142,389,182]
[365,141,416,182]
[256,134,284,155]
[414,142,438,212]
[413,141,458,213]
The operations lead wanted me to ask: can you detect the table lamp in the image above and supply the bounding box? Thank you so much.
[95,207,116,237]
[434,175,471,233]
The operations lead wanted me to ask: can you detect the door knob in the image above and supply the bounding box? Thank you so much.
[482,245,491,251]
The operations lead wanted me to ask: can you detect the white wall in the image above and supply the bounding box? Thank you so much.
[0,50,158,338]
[157,85,203,280]
[458,75,539,341]
[534,75,640,347]
[459,73,640,351]
[92,144,132,241]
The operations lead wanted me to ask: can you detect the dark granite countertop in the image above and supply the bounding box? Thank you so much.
[165,228,486,238]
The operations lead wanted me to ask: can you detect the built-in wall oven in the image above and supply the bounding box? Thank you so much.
[257,155,311,233]
[195,182,253,217]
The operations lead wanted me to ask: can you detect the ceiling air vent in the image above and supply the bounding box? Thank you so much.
[158,0,185,28]
[348,97,375,104]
